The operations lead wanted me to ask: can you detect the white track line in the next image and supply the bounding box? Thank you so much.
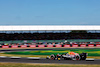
[9,56,21,59]
[0,56,40,59]
[27,57,40,59]
[0,56,7,58]
[86,58,94,60]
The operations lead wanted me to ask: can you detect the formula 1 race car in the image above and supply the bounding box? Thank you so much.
[46,52,88,60]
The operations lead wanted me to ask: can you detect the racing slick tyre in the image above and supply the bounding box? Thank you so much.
[50,55,55,60]
[80,53,87,60]
[50,56,55,60]
[75,56,80,60]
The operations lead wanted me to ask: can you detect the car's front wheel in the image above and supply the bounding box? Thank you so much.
[50,56,55,60]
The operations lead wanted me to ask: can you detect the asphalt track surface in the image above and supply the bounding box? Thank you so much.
[0,57,100,64]
[0,48,100,64]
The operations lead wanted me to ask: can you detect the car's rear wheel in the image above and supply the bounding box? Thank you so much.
[80,53,87,60]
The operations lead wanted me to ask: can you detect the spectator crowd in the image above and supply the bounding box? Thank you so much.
[0,33,100,41]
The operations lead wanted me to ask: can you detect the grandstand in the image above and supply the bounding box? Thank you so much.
[0,25,100,48]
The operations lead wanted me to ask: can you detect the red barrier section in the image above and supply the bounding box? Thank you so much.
[21,45,27,48]
[47,45,53,47]
[55,45,62,47]
[88,44,94,47]
[2,45,9,48]
[96,44,100,47]
[64,44,70,47]
[80,44,86,47]
[72,44,78,47]
[11,45,18,48]
[30,45,36,48]
[38,45,45,47]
